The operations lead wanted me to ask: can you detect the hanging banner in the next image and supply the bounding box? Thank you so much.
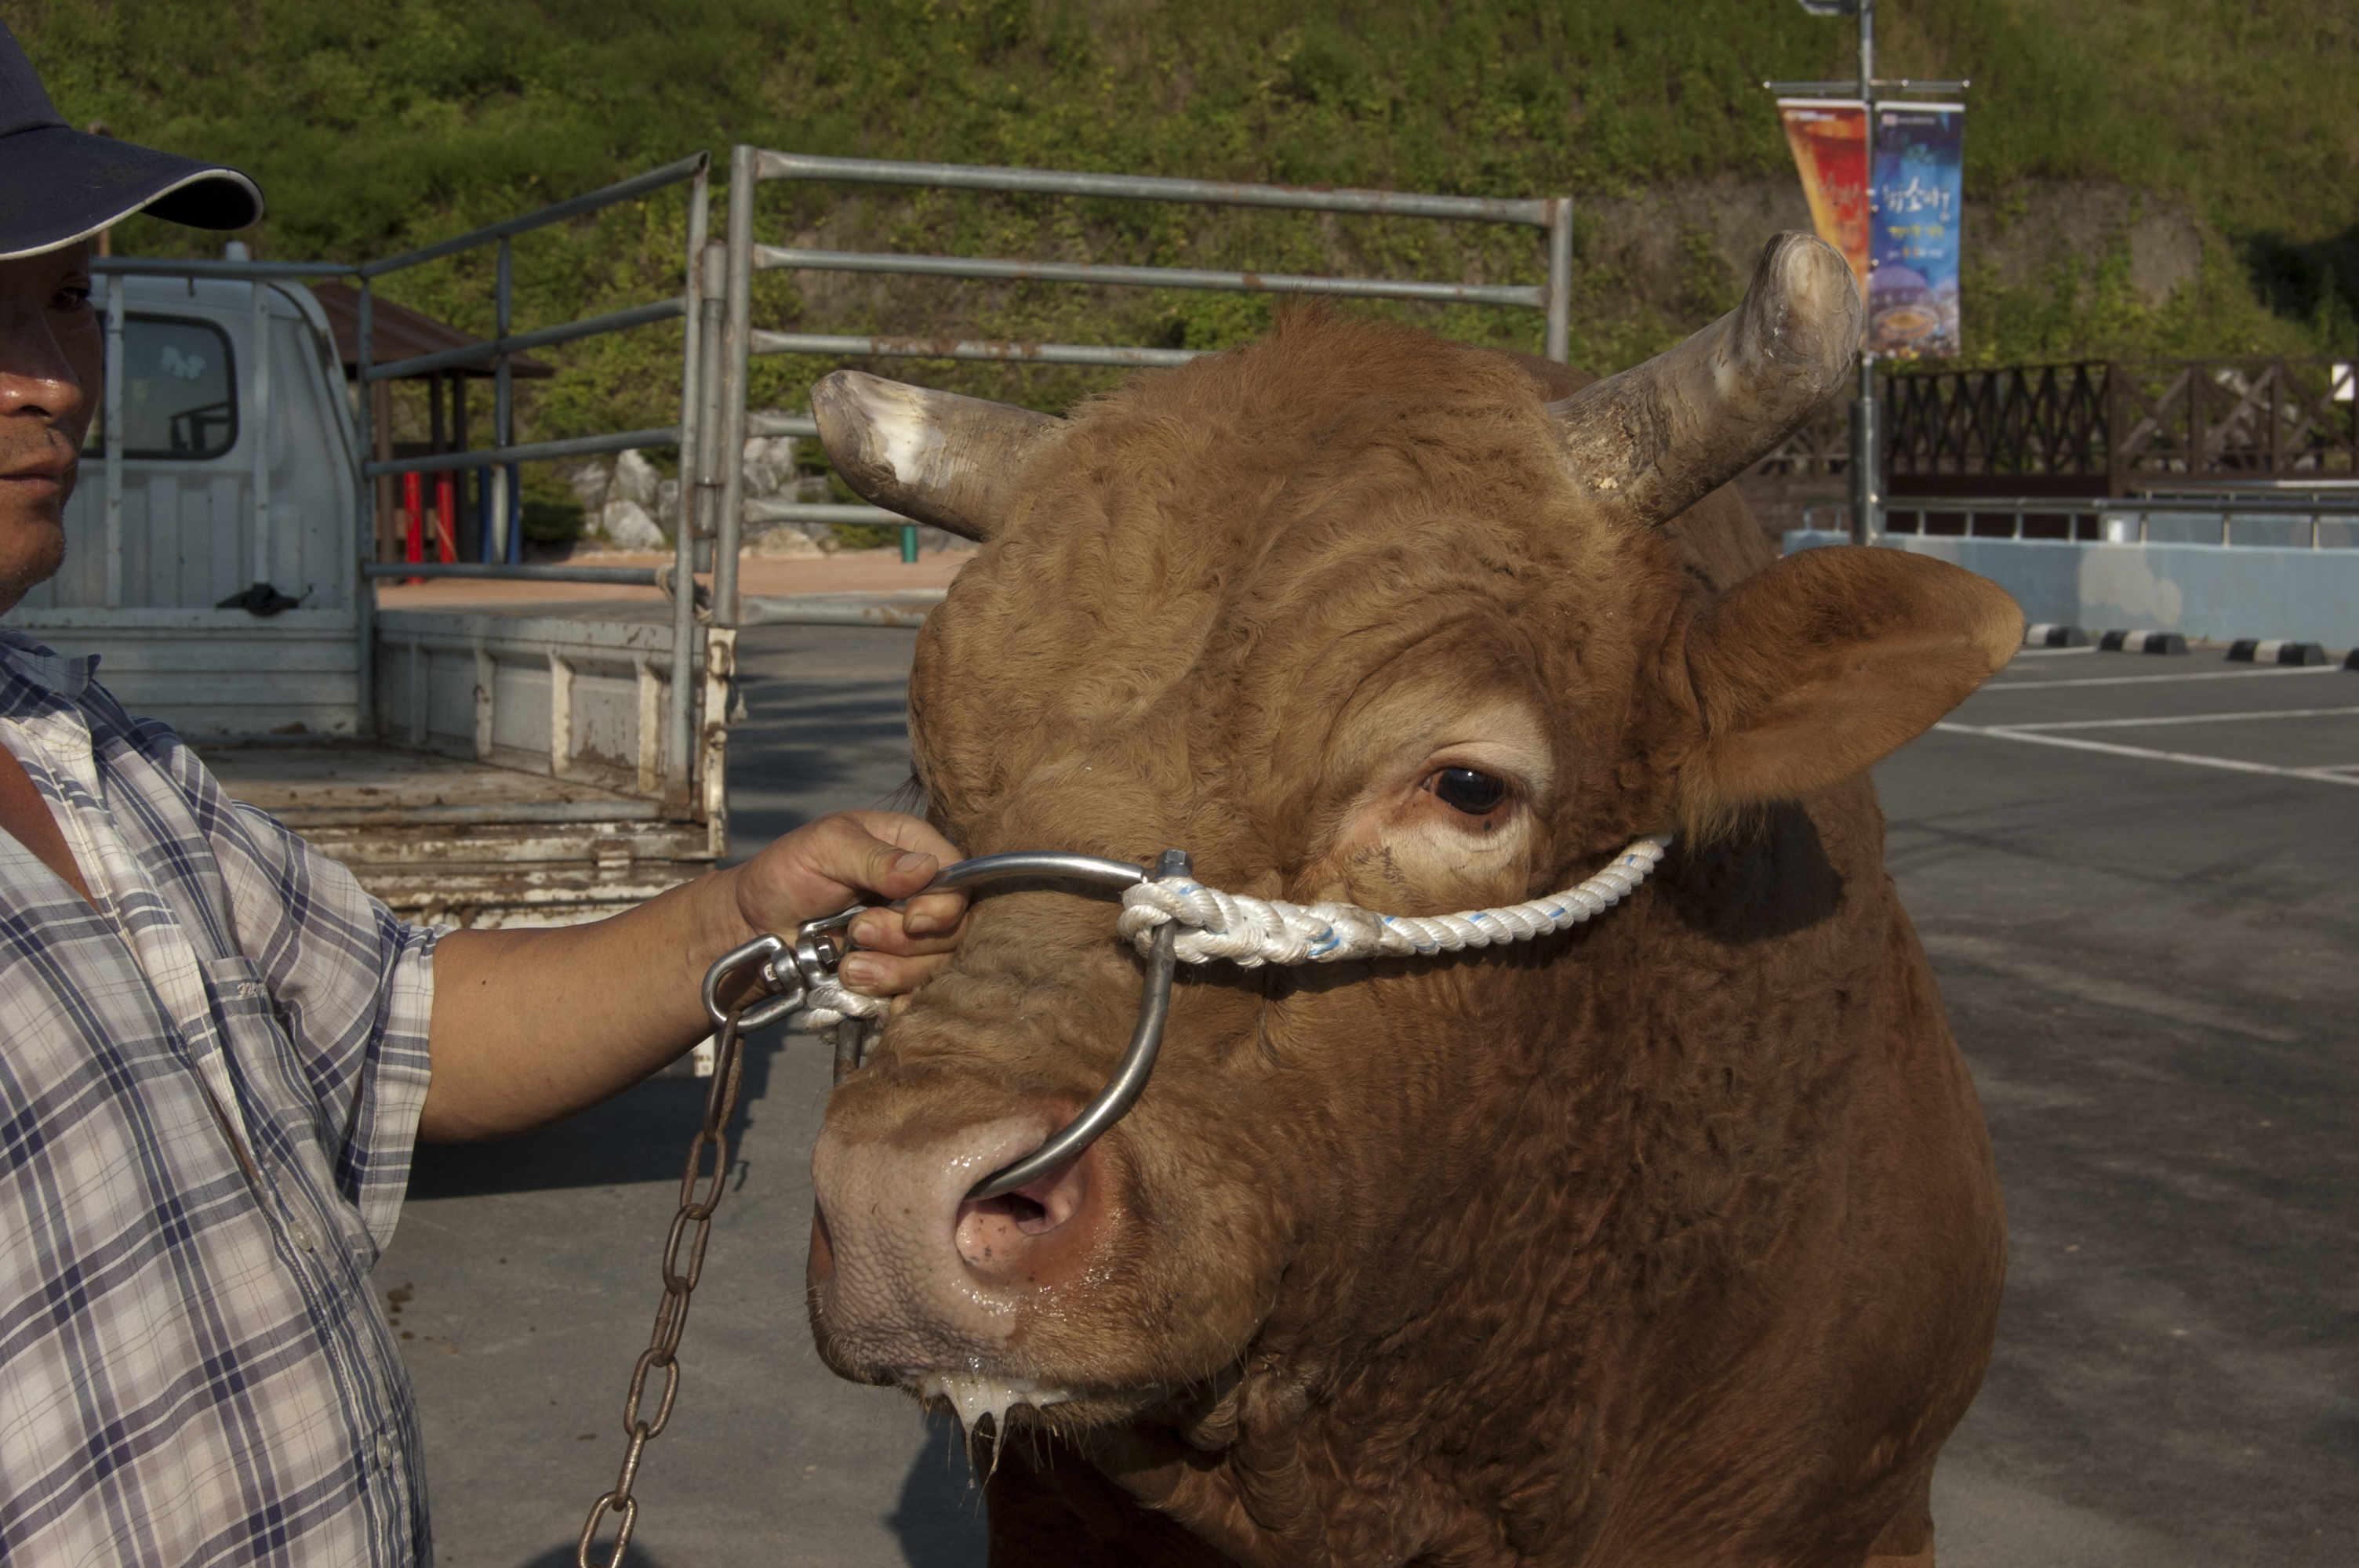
[1868,103,1965,358]
[1776,99,1870,304]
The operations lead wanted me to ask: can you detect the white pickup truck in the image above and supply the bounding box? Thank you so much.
[13,260,732,934]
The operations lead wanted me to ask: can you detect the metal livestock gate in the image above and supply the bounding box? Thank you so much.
[685,148,1577,630]
[350,153,718,788]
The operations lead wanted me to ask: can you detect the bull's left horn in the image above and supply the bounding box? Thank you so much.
[810,371,1062,543]
[1547,231,1859,528]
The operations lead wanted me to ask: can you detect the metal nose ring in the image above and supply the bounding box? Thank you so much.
[700,848,1190,1203]
[914,848,1187,1200]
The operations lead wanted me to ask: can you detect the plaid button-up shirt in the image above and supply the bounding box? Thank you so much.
[0,632,438,1566]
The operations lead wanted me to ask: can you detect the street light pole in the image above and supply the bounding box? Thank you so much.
[1768,3,1967,546]
[1852,0,1880,546]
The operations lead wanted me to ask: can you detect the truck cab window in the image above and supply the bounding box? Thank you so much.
[84,315,238,459]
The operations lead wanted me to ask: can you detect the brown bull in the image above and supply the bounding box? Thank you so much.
[803,233,2016,1566]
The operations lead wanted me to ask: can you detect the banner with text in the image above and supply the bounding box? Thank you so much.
[1777,99,1871,305]
[1868,103,1965,358]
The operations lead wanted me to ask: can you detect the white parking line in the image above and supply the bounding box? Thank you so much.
[1983,666,2343,691]
[1932,722,2359,786]
[1993,706,2359,733]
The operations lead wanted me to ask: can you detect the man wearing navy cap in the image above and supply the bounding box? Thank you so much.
[0,24,966,1566]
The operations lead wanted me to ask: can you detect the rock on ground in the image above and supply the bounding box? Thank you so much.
[598,498,664,550]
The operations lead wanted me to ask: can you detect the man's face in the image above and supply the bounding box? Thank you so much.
[0,241,98,613]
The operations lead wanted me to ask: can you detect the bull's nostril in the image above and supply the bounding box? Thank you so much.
[953,1154,1092,1274]
[1008,1156,1086,1235]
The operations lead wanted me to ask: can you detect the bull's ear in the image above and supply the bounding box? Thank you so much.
[1674,548,2023,829]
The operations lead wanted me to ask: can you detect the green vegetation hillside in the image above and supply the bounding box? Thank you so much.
[17,0,2357,451]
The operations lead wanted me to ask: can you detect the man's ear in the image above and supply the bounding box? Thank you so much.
[1674,547,2023,833]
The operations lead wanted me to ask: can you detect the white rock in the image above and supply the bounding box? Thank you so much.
[599,498,664,550]
[557,459,610,509]
[747,524,823,557]
[740,429,802,497]
[656,477,682,532]
[612,448,660,507]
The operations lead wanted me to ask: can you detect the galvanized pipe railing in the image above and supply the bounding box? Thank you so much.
[360,563,663,585]
[715,146,761,644]
[2124,477,2359,495]
[364,426,686,479]
[751,151,1555,224]
[1812,494,2359,547]
[736,591,945,630]
[365,298,689,384]
[670,187,714,808]
[357,154,711,282]
[746,330,1197,368]
[718,147,1577,624]
[739,154,1570,377]
[692,236,732,630]
[91,257,358,280]
[750,245,1548,308]
[493,234,515,565]
[350,154,713,783]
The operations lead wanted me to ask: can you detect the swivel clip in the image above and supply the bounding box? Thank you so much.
[700,905,868,1033]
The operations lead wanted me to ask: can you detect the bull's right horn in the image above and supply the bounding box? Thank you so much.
[1547,231,1860,529]
[809,371,1063,543]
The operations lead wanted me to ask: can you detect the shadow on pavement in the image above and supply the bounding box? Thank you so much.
[512,1544,679,1568]
[889,1412,989,1566]
[406,1032,789,1200]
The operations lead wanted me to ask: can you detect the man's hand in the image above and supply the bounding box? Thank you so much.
[422,811,970,1142]
[729,810,968,997]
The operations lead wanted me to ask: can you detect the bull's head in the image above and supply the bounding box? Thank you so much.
[801,233,2016,1552]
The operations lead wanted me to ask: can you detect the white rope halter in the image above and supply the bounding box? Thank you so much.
[803,977,888,1033]
[1117,833,1672,966]
[802,833,1672,1032]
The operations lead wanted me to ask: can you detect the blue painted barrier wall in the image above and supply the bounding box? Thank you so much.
[1780,532,2359,651]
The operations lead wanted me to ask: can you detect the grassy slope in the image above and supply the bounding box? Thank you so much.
[18,0,2357,446]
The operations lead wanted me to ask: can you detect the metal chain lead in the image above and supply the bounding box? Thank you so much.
[576,1007,749,1568]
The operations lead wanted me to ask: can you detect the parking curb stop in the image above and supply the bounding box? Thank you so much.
[2099,630,2188,655]
[2227,639,2330,666]
[2025,623,2090,648]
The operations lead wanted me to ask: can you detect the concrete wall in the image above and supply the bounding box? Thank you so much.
[1781,532,2359,651]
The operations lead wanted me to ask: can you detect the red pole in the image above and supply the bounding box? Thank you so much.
[403,470,424,583]
[433,470,458,563]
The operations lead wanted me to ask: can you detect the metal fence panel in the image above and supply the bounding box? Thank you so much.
[718,146,1576,620]
[351,155,712,780]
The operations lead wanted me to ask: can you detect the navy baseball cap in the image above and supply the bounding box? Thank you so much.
[1,21,261,261]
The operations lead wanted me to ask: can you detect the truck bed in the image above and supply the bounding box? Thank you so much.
[202,739,658,818]
[198,733,719,931]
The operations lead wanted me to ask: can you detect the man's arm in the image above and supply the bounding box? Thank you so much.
[420,810,966,1142]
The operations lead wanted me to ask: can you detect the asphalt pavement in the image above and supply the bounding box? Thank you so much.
[1885,645,2357,1567]
[374,629,2358,1566]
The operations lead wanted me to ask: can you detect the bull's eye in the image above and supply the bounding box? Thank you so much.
[1431,766,1508,815]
